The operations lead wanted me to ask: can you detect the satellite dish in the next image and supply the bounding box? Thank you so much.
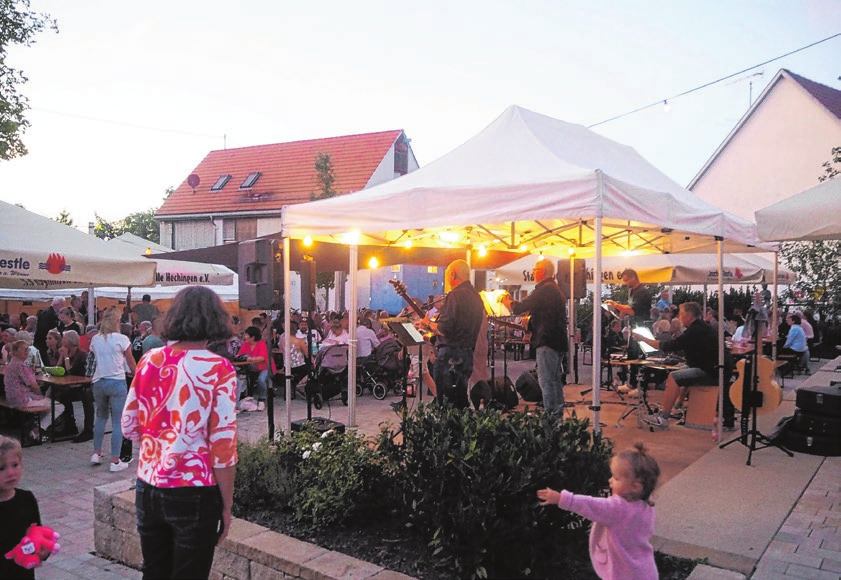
[187,173,200,188]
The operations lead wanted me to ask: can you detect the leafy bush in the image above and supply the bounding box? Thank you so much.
[377,403,613,578]
[233,426,397,532]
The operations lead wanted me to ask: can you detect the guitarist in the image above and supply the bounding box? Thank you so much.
[416,260,484,410]
[501,259,568,413]
[633,301,731,429]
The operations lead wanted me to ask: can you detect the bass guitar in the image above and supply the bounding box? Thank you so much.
[728,356,783,416]
[388,279,427,320]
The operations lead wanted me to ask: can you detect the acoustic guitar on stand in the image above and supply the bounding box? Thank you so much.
[729,356,783,416]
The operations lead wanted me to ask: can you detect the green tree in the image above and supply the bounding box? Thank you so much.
[54,210,73,227]
[124,209,160,244]
[316,271,335,309]
[309,152,336,201]
[93,208,160,244]
[778,146,841,318]
[0,1,57,160]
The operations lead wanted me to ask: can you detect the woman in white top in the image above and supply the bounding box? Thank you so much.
[89,307,136,472]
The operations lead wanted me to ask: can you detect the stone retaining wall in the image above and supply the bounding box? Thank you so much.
[93,480,413,580]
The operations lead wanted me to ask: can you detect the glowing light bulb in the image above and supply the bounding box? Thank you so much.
[478,245,487,257]
[519,244,527,252]
[341,230,361,245]
[404,240,413,249]
[568,247,576,256]
[368,257,379,269]
[439,231,460,243]
[303,235,313,247]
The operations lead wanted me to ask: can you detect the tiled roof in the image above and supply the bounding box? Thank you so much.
[157,130,404,217]
[786,69,841,119]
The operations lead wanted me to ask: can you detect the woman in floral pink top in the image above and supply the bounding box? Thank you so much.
[122,286,237,579]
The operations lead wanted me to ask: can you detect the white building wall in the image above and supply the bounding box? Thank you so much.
[692,78,841,220]
[366,141,420,189]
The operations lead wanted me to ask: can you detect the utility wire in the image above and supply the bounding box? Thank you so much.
[588,32,841,128]
[32,107,224,140]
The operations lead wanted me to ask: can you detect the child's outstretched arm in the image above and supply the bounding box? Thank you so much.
[537,487,561,506]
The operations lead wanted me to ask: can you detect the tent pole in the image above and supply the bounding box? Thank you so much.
[347,244,358,428]
[569,256,576,386]
[716,239,724,443]
[772,253,779,360]
[592,218,603,435]
[283,236,292,434]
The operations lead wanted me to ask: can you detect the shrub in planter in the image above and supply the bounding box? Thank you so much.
[233,426,398,532]
[377,403,613,578]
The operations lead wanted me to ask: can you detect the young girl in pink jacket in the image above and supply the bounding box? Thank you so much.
[538,443,661,579]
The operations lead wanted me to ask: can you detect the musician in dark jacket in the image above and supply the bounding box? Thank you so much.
[633,301,720,429]
[502,259,568,412]
[418,260,484,410]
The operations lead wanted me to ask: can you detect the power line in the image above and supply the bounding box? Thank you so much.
[32,106,224,140]
[588,32,841,128]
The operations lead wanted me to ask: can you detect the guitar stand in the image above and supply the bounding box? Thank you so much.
[720,316,793,465]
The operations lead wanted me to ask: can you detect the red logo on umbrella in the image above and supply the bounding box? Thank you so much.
[45,253,67,275]
[734,268,743,279]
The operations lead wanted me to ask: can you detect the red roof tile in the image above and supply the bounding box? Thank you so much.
[157,130,404,217]
[786,69,841,119]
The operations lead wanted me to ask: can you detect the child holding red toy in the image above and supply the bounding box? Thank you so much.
[0,435,47,579]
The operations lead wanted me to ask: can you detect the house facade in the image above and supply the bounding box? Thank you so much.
[155,130,419,250]
[689,69,841,220]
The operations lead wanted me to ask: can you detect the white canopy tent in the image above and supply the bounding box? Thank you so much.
[280,105,773,434]
[755,178,841,242]
[0,200,156,289]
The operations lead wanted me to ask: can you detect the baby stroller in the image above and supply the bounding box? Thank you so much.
[306,344,349,409]
[356,337,409,400]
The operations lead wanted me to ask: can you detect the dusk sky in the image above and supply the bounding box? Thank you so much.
[1,0,839,227]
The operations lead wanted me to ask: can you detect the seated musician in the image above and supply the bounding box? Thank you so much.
[633,301,721,429]
[603,318,629,387]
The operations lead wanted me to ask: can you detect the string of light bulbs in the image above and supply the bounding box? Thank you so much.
[588,32,840,128]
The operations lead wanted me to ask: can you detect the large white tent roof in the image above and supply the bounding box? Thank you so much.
[282,105,771,257]
[755,177,841,242]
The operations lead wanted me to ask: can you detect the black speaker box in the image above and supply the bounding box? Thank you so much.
[299,260,317,312]
[556,258,586,299]
[238,239,283,310]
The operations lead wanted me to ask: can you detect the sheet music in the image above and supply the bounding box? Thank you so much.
[632,326,659,354]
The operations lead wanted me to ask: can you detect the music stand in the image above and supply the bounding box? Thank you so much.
[387,321,427,409]
[720,304,792,465]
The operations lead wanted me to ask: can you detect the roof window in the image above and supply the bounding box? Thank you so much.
[210,174,231,191]
[240,171,262,189]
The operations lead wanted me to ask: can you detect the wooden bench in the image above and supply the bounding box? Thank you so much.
[0,396,50,447]
[683,386,719,430]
